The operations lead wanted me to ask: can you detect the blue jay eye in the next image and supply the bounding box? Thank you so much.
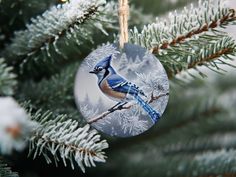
[98,67,103,71]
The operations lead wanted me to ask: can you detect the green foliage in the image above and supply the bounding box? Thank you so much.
[164,133,236,154]
[1,0,236,176]
[91,74,236,177]
[17,62,79,116]
[133,0,197,16]
[129,5,155,28]
[130,0,236,77]
[0,0,58,49]
[114,149,236,177]
[0,159,18,177]
[2,0,116,78]
[28,108,109,173]
[0,58,17,96]
[1,1,154,79]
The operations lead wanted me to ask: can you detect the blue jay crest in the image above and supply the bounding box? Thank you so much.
[75,44,169,137]
[96,55,112,67]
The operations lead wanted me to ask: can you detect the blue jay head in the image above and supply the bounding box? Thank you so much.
[89,55,112,76]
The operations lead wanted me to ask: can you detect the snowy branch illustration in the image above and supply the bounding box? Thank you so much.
[88,92,169,124]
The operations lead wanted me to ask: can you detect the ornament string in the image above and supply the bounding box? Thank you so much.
[119,0,129,48]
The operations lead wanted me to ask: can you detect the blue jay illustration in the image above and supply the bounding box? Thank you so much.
[89,55,160,123]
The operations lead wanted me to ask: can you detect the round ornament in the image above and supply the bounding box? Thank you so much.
[74,43,169,137]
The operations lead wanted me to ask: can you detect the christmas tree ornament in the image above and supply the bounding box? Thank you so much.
[74,0,169,137]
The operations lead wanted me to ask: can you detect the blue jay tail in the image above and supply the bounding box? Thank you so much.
[134,94,160,123]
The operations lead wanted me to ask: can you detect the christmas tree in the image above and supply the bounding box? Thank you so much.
[0,0,236,176]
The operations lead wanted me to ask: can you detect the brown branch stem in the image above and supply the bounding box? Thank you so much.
[151,9,236,54]
[168,47,234,78]
[88,92,169,124]
[188,48,233,69]
[32,134,97,157]
[11,5,99,66]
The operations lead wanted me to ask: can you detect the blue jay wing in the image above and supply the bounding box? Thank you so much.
[106,75,127,88]
[107,75,142,96]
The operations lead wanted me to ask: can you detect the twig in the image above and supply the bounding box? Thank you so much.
[168,47,234,78]
[11,5,99,67]
[88,92,169,124]
[151,9,236,54]
[33,135,97,156]
[187,48,234,69]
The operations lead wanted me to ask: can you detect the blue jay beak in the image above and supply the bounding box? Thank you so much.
[89,71,96,74]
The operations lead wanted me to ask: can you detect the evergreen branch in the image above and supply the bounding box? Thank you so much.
[186,149,236,177]
[0,159,19,177]
[0,58,17,96]
[130,0,236,51]
[87,92,169,124]
[127,149,236,177]
[198,173,236,177]
[129,6,155,28]
[28,109,109,173]
[17,62,86,125]
[167,36,236,77]
[0,0,58,48]
[163,133,236,155]
[129,0,236,77]
[17,63,79,116]
[151,9,236,54]
[135,0,197,16]
[187,48,233,69]
[3,0,115,75]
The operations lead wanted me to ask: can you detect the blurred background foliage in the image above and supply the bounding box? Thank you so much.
[1,0,236,177]
[132,0,197,15]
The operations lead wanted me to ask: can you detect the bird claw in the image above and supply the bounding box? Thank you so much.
[117,105,124,110]
[108,106,123,112]
[108,108,115,112]
[108,102,127,112]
